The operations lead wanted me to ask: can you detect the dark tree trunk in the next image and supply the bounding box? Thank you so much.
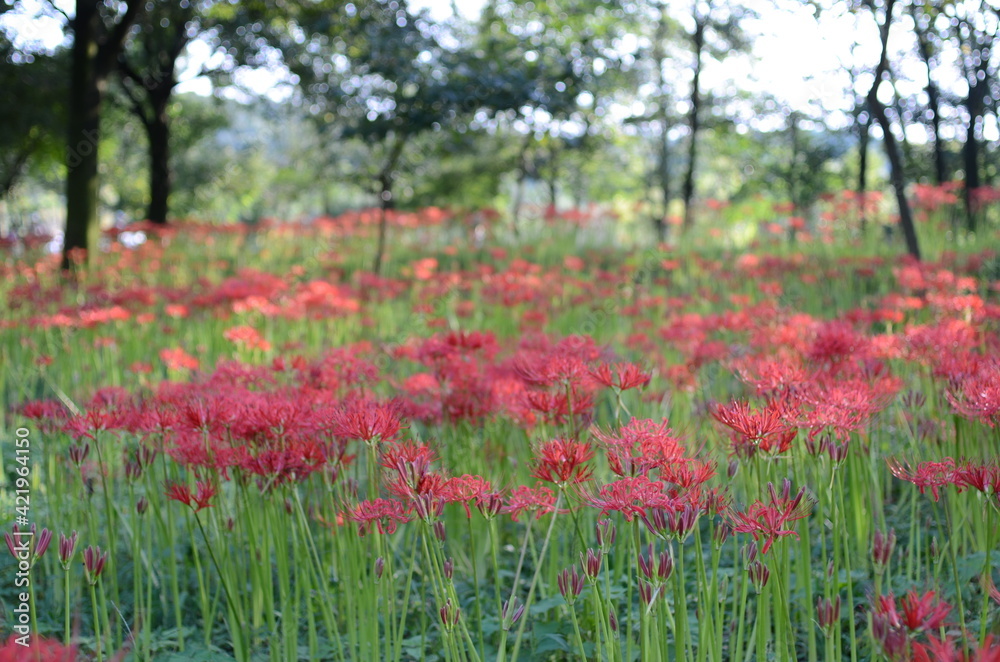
[962,84,985,233]
[63,0,142,270]
[511,134,532,235]
[547,142,558,210]
[682,17,706,232]
[146,103,170,225]
[651,3,670,244]
[372,135,407,275]
[868,0,921,260]
[374,178,391,276]
[857,109,871,234]
[63,2,103,269]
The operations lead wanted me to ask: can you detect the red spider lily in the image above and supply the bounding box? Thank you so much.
[797,374,901,440]
[224,325,271,351]
[381,442,437,496]
[330,399,404,445]
[871,591,953,661]
[63,408,125,441]
[588,362,651,391]
[711,398,797,458]
[899,590,951,632]
[347,498,411,535]
[727,480,814,554]
[585,475,672,521]
[531,438,595,486]
[911,636,1000,662]
[946,361,1000,427]
[448,474,495,518]
[0,634,78,662]
[165,481,217,512]
[953,460,1000,499]
[160,346,200,371]
[887,458,957,501]
[592,418,687,478]
[504,483,559,522]
[18,399,70,433]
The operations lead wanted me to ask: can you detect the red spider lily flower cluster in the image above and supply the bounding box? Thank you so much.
[531,438,595,486]
[166,481,218,512]
[711,398,796,458]
[870,591,952,661]
[587,362,651,391]
[347,498,411,535]
[888,457,1000,507]
[727,479,814,554]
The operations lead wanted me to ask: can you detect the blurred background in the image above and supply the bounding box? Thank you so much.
[0,0,997,256]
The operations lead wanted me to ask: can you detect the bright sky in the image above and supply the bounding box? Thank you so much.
[2,0,992,140]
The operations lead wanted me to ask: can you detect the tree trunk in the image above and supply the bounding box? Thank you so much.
[857,109,871,234]
[682,17,706,232]
[962,84,985,233]
[868,0,920,260]
[373,179,391,276]
[146,104,170,225]
[372,135,406,275]
[63,1,103,270]
[547,143,558,211]
[63,0,142,270]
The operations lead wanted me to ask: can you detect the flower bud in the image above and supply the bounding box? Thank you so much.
[581,548,602,580]
[557,567,584,605]
[374,557,385,582]
[748,560,770,593]
[872,529,896,575]
[501,596,525,631]
[596,518,616,553]
[816,596,841,635]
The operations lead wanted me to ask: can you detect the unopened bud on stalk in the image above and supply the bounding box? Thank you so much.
[596,518,616,553]
[657,548,673,581]
[557,567,584,604]
[35,528,52,560]
[638,580,655,607]
[284,499,294,516]
[443,557,453,580]
[59,531,78,570]
[439,599,460,630]
[638,543,655,581]
[872,529,896,575]
[476,493,504,520]
[609,610,619,632]
[374,557,385,582]
[501,596,525,630]
[69,443,90,466]
[226,517,235,532]
[713,523,731,549]
[816,596,841,635]
[136,497,149,516]
[433,520,446,542]
[83,545,109,585]
[748,560,770,593]
[125,458,142,482]
[728,460,739,478]
[744,541,758,565]
[581,548,602,580]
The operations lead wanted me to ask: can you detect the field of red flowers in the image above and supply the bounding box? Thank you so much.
[2,201,1000,661]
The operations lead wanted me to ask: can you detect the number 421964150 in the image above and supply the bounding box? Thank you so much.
[14,428,31,518]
